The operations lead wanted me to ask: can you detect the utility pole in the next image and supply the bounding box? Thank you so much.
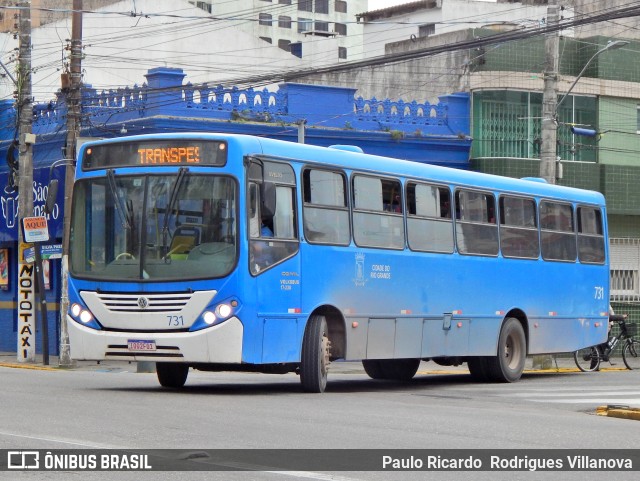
[16,0,36,363]
[540,1,559,185]
[58,0,83,367]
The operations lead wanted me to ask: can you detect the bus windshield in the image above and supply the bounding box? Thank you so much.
[70,173,236,281]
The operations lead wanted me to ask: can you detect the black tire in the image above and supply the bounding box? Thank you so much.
[300,315,330,393]
[622,339,640,370]
[362,359,385,379]
[484,318,526,382]
[362,359,420,381]
[467,357,489,382]
[156,362,189,388]
[574,346,601,372]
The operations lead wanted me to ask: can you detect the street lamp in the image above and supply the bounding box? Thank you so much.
[541,39,629,184]
[555,40,629,116]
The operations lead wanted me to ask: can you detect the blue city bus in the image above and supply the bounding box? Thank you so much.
[61,133,610,392]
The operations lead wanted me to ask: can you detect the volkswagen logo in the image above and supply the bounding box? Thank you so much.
[137,297,149,309]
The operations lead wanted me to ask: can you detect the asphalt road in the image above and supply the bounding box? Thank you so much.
[1,359,639,480]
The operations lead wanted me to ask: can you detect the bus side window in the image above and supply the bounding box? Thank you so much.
[302,169,350,245]
[540,201,576,262]
[248,182,261,238]
[406,182,453,253]
[248,164,299,275]
[577,206,605,264]
[455,189,498,256]
[499,196,539,259]
[352,175,404,249]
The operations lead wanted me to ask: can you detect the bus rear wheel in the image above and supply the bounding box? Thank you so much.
[484,318,526,383]
[300,315,331,393]
[362,359,420,381]
[467,357,489,382]
[156,362,189,388]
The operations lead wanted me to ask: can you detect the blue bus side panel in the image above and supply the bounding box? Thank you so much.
[262,318,300,363]
[301,239,609,359]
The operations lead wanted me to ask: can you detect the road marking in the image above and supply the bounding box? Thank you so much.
[0,430,117,448]
[529,398,640,404]
[509,390,640,397]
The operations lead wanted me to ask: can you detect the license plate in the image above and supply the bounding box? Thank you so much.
[127,339,156,352]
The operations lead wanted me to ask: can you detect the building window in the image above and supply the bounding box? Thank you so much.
[637,104,640,133]
[315,0,329,14]
[335,0,347,13]
[334,22,347,36]
[298,0,312,12]
[279,16,292,28]
[278,39,292,52]
[279,0,292,4]
[315,20,329,31]
[298,17,312,32]
[260,36,273,44]
[259,13,273,26]
[338,46,347,59]
[419,23,435,37]
[193,1,212,13]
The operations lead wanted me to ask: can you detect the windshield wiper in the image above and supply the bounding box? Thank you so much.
[107,169,130,230]
[162,167,188,260]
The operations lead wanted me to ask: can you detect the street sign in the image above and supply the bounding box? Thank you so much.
[22,216,50,243]
[40,244,63,259]
[23,244,62,263]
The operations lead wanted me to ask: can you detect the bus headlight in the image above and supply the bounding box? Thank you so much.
[203,311,217,325]
[190,299,240,332]
[71,302,93,322]
[216,303,232,319]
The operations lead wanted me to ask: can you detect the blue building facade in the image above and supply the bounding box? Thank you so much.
[0,67,472,355]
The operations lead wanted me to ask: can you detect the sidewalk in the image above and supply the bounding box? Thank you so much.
[0,352,583,374]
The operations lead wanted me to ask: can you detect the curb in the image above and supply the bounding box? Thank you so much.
[596,405,640,421]
[0,362,57,371]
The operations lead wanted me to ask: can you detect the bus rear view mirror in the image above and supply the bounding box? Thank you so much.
[261,181,276,219]
[45,179,59,215]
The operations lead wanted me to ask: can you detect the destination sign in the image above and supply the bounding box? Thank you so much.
[82,139,227,170]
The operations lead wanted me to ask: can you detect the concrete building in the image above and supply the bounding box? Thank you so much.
[296,0,640,305]
[0,0,373,102]
[191,0,368,61]
[357,0,557,59]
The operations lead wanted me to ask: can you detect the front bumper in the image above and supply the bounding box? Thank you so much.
[67,315,244,363]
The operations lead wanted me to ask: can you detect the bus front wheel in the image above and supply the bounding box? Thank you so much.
[156,362,189,388]
[300,315,331,393]
[484,318,526,383]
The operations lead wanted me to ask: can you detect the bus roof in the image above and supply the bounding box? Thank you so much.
[81,132,605,206]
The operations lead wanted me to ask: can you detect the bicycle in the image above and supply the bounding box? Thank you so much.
[574,315,640,372]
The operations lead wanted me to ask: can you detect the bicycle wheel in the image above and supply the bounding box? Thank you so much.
[622,339,640,370]
[574,346,601,372]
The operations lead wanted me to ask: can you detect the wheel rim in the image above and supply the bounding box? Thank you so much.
[320,333,330,376]
[504,332,522,371]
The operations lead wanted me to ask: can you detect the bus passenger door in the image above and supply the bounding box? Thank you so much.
[248,161,301,364]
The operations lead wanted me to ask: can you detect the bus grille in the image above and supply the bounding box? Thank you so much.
[96,292,192,313]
